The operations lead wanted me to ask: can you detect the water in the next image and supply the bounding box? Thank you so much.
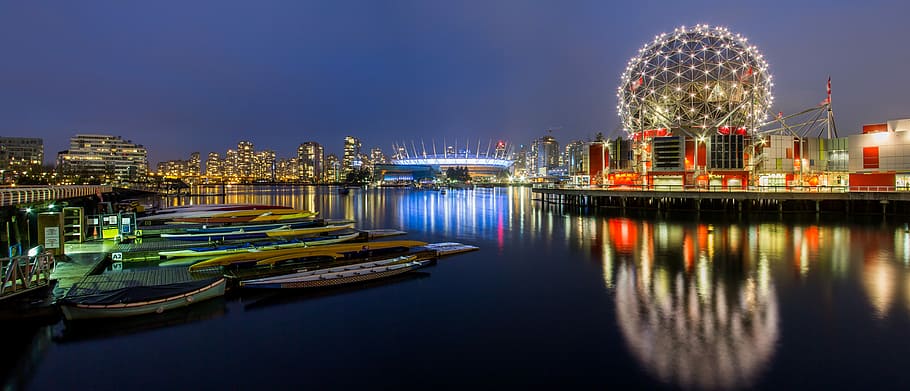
[7,186,910,390]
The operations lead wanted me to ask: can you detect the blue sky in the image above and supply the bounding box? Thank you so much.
[1,0,908,164]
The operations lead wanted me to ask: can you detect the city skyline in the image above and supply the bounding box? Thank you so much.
[3,1,910,165]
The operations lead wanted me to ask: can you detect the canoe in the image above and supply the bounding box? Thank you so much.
[60,277,226,320]
[264,223,355,238]
[160,225,292,242]
[172,209,318,224]
[159,232,361,258]
[239,256,431,289]
[183,219,324,234]
[242,255,417,285]
[138,204,293,223]
[188,240,427,271]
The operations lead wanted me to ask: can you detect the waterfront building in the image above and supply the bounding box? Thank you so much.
[0,137,43,173]
[847,119,910,190]
[342,136,361,175]
[565,140,589,185]
[275,157,299,181]
[253,150,276,181]
[530,135,560,177]
[325,154,341,182]
[56,134,148,182]
[206,152,223,180]
[237,141,254,179]
[297,142,324,183]
[370,147,388,166]
[514,145,530,178]
[224,149,238,180]
[157,152,201,179]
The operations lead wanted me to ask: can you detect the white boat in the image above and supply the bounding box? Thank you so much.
[239,255,429,289]
[423,242,479,256]
[60,277,227,320]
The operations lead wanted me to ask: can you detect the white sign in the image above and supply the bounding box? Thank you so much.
[112,252,123,261]
[121,217,131,225]
[44,227,60,249]
[112,261,123,271]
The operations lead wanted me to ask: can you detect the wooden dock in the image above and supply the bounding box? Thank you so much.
[533,187,910,215]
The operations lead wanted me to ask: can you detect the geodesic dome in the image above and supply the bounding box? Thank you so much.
[617,25,773,135]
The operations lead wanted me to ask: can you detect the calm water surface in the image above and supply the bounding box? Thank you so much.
[8,186,910,390]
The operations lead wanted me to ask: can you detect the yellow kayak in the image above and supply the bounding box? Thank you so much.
[188,240,427,271]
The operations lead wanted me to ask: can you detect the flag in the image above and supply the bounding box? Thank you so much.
[630,76,644,91]
[739,66,753,83]
[826,76,831,103]
[778,112,783,119]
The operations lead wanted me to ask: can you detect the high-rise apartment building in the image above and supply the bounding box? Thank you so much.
[206,152,223,178]
[0,137,44,172]
[237,141,254,179]
[57,134,148,181]
[325,154,341,182]
[564,140,589,178]
[224,149,238,179]
[531,135,560,177]
[370,147,387,165]
[342,136,361,174]
[157,152,201,178]
[253,150,276,181]
[298,142,324,183]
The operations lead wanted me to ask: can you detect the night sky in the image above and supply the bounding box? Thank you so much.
[2,0,908,165]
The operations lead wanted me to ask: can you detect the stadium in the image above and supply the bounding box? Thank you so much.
[374,139,514,183]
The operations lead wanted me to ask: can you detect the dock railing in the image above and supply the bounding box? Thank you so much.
[1,250,55,297]
[532,184,891,193]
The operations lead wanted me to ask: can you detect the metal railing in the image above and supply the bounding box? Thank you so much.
[0,185,112,207]
[532,184,902,193]
[0,250,55,297]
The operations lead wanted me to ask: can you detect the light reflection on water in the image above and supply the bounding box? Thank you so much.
[601,218,778,389]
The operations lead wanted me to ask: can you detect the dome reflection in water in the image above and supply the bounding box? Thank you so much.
[604,218,778,389]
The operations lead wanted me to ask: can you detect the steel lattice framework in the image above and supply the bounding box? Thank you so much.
[618,25,773,136]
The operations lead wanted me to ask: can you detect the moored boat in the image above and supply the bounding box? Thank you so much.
[60,277,227,321]
[172,209,318,224]
[239,256,431,289]
[263,222,356,238]
[158,232,361,258]
[160,225,292,242]
[188,240,427,271]
[422,242,480,256]
[182,219,324,234]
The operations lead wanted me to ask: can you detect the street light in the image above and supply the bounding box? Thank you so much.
[24,207,32,248]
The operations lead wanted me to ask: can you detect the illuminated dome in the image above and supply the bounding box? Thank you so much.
[618,25,773,134]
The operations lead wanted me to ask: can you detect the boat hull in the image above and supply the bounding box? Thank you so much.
[61,278,227,321]
[159,232,361,258]
[241,260,430,289]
